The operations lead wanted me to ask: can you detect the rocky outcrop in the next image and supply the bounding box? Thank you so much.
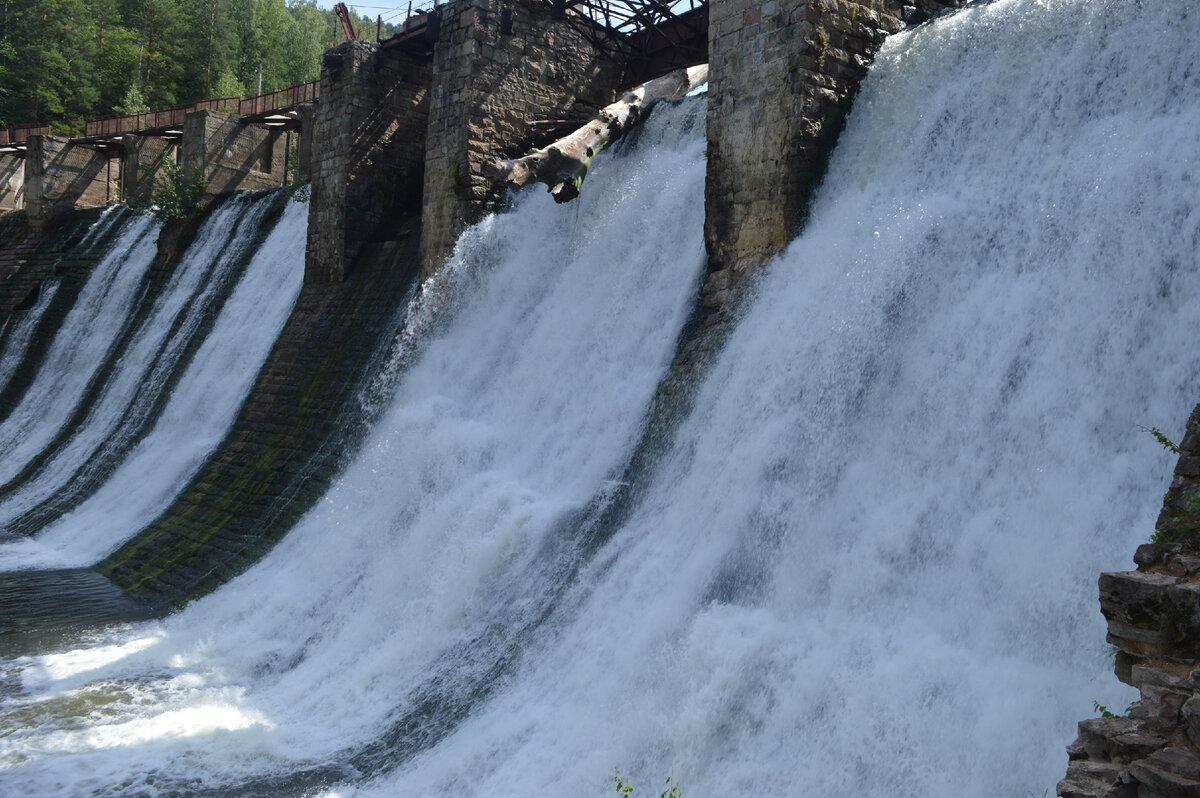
[1059,406,1200,798]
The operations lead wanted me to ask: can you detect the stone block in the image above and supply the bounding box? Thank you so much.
[1127,747,1200,796]
[1057,760,1130,798]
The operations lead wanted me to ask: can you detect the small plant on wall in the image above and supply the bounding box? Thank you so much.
[614,768,682,798]
[148,161,207,224]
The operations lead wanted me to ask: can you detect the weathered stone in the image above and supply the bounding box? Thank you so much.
[420,0,621,277]
[1167,583,1200,648]
[1058,759,1131,798]
[1180,697,1200,748]
[24,136,119,229]
[117,133,178,207]
[1167,555,1200,578]
[1133,663,1190,690]
[0,153,24,210]
[1127,747,1200,797]
[306,40,431,284]
[1110,732,1170,762]
[1074,717,1146,760]
[1137,544,1168,568]
[182,110,286,199]
[703,0,961,320]
[1101,571,1182,656]
[1062,405,1200,798]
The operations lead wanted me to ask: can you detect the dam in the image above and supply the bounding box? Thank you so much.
[1,0,1198,796]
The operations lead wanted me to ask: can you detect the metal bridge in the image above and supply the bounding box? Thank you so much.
[380,0,707,85]
[0,82,318,156]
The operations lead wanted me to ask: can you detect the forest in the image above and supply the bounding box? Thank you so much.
[0,0,405,133]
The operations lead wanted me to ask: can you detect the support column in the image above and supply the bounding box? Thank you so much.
[420,0,621,278]
[703,0,960,319]
[25,135,118,229]
[294,103,316,184]
[0,153,24,210]
[305,40,432,285]
[182,110,287,199]
[119,133,178,207]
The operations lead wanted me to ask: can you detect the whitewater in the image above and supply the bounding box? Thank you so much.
[1,0,1199,795]
[0,195,305,567]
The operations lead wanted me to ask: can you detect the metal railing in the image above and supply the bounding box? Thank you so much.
[239,80,319,117]
[80,79,320,139]
[84,98,238,138]
[0,126,51,147]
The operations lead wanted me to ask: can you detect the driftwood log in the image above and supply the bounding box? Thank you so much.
[484,64,708,203]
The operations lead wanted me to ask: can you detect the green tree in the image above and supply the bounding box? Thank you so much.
[212,67,245,100]
[113,81,149,115]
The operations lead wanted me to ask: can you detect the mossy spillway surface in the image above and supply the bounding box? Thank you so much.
[2,1,1200,795]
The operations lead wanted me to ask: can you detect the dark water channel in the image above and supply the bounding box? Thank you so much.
[0,567,154,658]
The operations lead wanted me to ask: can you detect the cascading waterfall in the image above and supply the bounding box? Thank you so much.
[1,0,1198,796]
[0,196,306,568]
[0,94,709,796]
[0,194,286,535]
[0,215,158,480]
[0,281,60,397]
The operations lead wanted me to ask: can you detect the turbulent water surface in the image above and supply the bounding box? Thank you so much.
[2,0,1199,795]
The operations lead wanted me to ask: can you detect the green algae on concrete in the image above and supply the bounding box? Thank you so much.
[100,220,422,611]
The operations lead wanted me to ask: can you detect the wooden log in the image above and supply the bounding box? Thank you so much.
[484,64,708,203]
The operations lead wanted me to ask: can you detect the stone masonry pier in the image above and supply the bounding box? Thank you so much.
[24,136,119,231]
[703,0,961,320]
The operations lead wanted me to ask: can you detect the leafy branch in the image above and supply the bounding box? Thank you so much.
[1141,424,1182,455]
[614,768,682,798]
[148,161,207,224]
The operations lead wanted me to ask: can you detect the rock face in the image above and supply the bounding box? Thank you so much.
[1059,407,1200,798]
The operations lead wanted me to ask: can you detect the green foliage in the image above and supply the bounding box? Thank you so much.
[212,69,247,102]
[0,0,382,129]
[289,179,311,203]
[114,84,150,117]
[1152,489,1200,546]
[148,161,206,225]
[815,28,830,70]
[1093,701,1115,719]
[613,769,682,798]
[1140,423,1190,545]
[1146,425,1183,455]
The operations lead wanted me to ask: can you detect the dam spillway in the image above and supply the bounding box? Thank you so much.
[0,0,1199,796]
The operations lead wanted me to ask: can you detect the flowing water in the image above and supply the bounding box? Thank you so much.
[2,0,1199,795]
[0,281,60,397]
[0,195,286,534]
[0,215,158,482]
[0,196,305,567]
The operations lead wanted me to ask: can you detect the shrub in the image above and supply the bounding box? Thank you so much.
[149,161,207,224]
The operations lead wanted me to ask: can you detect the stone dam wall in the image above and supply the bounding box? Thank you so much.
[100,230,421,609]
[0,0,964,606]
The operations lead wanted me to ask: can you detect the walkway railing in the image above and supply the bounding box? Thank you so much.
[239,80,319,117]
[82,80,320,139]
[0,126,51,147]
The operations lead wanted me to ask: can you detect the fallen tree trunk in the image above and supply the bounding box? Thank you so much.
[484,64,708,203]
